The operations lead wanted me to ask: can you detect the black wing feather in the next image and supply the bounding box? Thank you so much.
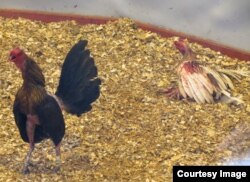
[35,95,65,146]
[13,100,47,143]
[13,100,28,142]
[13,95,65,145]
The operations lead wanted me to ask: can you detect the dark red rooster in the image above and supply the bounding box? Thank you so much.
[161,38,248,104]
[9,40,101,174]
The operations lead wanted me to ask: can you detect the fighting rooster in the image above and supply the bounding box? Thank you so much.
[161,38,248,104]
[9,40,101,173]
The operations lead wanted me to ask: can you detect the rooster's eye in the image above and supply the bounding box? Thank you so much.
[10,55,16,60]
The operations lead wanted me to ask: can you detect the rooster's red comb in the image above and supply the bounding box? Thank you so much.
[10,47,23,55]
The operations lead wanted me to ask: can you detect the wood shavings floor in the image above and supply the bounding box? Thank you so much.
[0,17,250,181]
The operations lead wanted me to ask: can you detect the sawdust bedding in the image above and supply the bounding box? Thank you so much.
[0,17,250,181]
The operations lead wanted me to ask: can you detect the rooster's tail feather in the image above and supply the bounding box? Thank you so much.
[56,40,101,116]
[217,68,250,81]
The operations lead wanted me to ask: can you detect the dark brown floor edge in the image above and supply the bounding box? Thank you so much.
[0,9,249,61]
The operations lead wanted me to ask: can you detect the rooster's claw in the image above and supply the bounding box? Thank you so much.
[22,168,30,174]
[53,166,60,173]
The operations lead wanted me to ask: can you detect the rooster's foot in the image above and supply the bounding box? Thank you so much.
[158,87,181,99]
[28,161,35,167]
[22,167,30,174]
[53,166,60,173]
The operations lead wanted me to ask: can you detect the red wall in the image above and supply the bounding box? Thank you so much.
[0,9,249,61]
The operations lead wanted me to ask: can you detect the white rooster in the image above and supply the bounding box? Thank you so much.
[161,38,248,104]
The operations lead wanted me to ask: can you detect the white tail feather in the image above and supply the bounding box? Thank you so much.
[220,94,244,105]
[203,66,227,90]
[220,73,234,90]
[218,69,250,81]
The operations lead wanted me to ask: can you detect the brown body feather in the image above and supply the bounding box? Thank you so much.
[15,59,47,114]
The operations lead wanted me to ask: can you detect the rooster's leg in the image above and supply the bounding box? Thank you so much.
[23,115,37,174]
[159,87,182,99]
[23,143,34,174]
[54,142,61,172]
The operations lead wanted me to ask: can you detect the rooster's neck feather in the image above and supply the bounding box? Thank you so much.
[22,58,45,87]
